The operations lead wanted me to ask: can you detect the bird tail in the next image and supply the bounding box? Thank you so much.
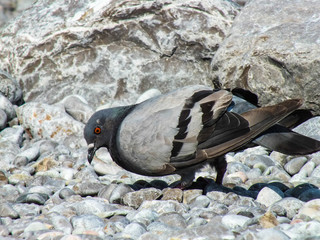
[200,99,303,158]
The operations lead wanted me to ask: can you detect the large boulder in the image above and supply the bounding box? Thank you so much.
[0,0,239,108]
[211,0,320,114]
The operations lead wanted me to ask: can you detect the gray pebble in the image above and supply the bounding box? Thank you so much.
[187,216,207,228]
[0,125,24,146]
[59,187,76,199]
[50,215,72,234]
[0,225,9,237]
[0,109,7,130]
[104,221,127,236]
[98,183,133,204]
[72,181,105,197]
[139,200,188,215]
[13,155,28,167]
[189,195,211,209]
[227,162,250,174]
[16,192,49,205]
[284,157,308,175]
[0,203,19,219]
[126,208,158,226]
[0,71,23,104]
[256,186,284,207]
[158,212,187,229]
[147,221,175,233]
[61,95,94,123]
[17,146,40,162]
[12,203,41,217]
[298,160,316,177]
[73,199,108,216]
[311,165,320,178]
[122,188,162,209]
[120,222,147,239]
[28,185,54,196]
[263,166,291,182]
[161,188,183,202]
[221,214,250,229]
[71,214,105,234]
[255,228,290,240]
[280,220,320,239]
[271,197,304,219]
[0,94,16,120]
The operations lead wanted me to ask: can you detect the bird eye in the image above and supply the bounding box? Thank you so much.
[94,127,101,134]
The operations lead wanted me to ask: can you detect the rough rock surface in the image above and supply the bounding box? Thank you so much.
[211,0,320,114]
[0,0,238,108]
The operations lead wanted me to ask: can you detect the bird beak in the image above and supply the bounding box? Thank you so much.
[87,143,97,164]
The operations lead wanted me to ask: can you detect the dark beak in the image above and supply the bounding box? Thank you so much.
[87,143,97,164]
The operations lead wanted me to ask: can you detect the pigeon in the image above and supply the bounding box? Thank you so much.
[84,85,320,188]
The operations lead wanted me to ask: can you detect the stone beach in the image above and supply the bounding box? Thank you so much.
[1,0,320,239]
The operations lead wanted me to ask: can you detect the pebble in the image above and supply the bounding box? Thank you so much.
[72,181,105,197]
[71,214,105,234]
[183,189,203,204]
[120,222,147,239]
[284,157,308,175]
[59,188,76,199]
[50,215,73,234]
[295,199,320,221]
[255,228,290,240]
[0,93,16,120]
[221,214,250,229]
[161,188,183,202]
[122,188,162,209]
[0,125,24,146]
[256,186,284,207]
[270,197,304,219]
[158,212,187,229]
[16,192,49,205]
[0,203,19,219]
[98,183,133,204]
[0,108,7,130]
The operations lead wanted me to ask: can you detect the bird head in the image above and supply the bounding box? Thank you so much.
[84,109,115,163]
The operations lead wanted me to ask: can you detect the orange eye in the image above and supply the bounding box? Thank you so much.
[94,127,101,134]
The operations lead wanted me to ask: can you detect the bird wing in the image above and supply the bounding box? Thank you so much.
[117,85,233,175]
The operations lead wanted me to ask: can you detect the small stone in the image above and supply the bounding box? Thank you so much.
[271,197,304,220]
[255,228,290,240]
[0,125,24,146]
[16,193,49,205]
[24,221,53,232]
[187,217,208,228]
[8,172,32,185]
[158,212,187,229]
[221,214,250,229]
[183,189,203,204]
[60,168,76,181]
[284,157,308,175]
[35,231,64,240]
[50,215,73,234]
[33,154,59,172]
[122,188,162,209]
[295,199,320,221]
[121,222,146,239]
[59,188,76,199]
[259,211,279,228]
[0,93,16,120]
[311,165,320,178]
[99,184,133,204]
[72,181,105,197]
[60,95,94,123]
[13,156,28,167]
[139,200,188,215]
[104,221,127,236]
[161,188,183,202]
[298,160,316,177]
[0,225,9,237]
[0,203,19,219]
[189,195,211,209]
[263,166,291,182]
[126,208,158,226]
[12,203,41,217]
[17,146,40,162]
[0,170,8,184]
[256,186,284,207]
[71,214,105,234]
[73,199,108,216]
[285,183,318,198]
[0,109,7,130]
[28,185,53,196]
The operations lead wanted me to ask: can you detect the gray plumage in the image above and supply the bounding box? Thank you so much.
[84,85,320,188]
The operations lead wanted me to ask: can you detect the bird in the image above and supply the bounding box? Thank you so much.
[84,85,320,188]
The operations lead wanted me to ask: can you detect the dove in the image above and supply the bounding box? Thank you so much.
[84,85,320,188]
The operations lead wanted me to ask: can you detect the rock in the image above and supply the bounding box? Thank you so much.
[120,222,146,239]
[17,146,40,163]
[72,181,105,197]
[189,195,211,209]
[256,186,284,207]
[298,188,320,202]
[59,188,76,199]
[0,203,19,219]
[158,212,187,229]
[16,102,86,148]
[122,188,162,209]
[16,192,49,205]
[212,0,320,115]
[284,157,308,175]
[73,199,109,216]
[294,116,320,140]
[298,160,316,177]
[254,228,290,240]
[0,0,238,108]
[270,197,304,219]
[0,93,16,120]
[33,154,59,172]
[183,189,203,205]
[139,200,188,215]
[295,199,320,221]
[98,183,133,204]
[0,125,24,146]
[60,95,94,123]
[0,109,7,130]
[161,188,183,202]
[24,221,53,233]
[126,209,158,227]
[0,70,23,105]
[259,211,279,228]
[285,183,318,198]
[71,214,105,234]
[221,214,250,229]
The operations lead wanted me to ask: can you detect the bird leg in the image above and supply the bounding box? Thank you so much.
[210,156,227,185]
